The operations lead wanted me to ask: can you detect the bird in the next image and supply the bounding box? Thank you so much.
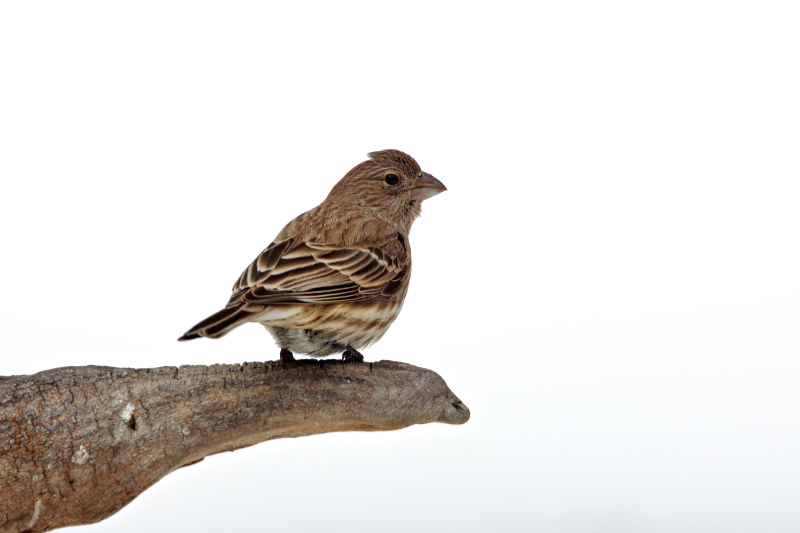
[178,149,447,363]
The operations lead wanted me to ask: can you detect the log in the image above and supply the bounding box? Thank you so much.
[0,360,469,532]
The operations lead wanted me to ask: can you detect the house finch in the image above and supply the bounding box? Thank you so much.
[178,149,447,362]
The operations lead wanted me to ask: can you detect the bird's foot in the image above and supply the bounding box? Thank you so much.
[280,348,296,362]
[342,344,364,363]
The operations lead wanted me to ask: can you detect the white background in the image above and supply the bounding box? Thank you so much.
[2,1,799,532]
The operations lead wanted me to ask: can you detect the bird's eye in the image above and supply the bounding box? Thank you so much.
[384,174,399,186]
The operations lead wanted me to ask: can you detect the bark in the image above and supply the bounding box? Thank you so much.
[0,360,469,532]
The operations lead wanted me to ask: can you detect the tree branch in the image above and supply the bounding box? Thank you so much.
[0,360,469,532]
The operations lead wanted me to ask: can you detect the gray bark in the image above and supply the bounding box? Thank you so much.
[0,360,469,532]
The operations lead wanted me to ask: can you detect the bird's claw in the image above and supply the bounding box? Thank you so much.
[342,345,364,363]
[280,348,296,362]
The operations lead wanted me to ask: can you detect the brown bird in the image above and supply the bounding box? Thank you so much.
[178,149,447,362]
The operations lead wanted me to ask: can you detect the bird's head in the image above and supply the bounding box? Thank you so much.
[326,149,447,231]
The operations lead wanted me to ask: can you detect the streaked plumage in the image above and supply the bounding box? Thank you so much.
[179,149,446,361]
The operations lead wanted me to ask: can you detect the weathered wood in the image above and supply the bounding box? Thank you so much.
[0,360,469,532]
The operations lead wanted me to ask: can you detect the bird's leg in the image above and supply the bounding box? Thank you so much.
[280,348,295,362]
[342,344,364,363]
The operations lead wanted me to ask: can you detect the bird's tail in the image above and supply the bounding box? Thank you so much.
[178,304,257,341]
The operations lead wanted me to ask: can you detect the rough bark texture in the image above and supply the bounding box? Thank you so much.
[0,360,469,532]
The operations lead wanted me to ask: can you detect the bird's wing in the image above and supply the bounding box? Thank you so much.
[227,236,407,307]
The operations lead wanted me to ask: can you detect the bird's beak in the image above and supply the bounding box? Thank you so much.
[410,172,447,201]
